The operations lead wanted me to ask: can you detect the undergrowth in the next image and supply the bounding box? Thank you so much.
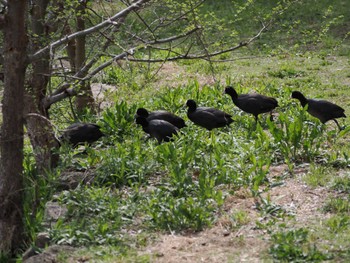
[20,0,350,261]
[38,82,349,252]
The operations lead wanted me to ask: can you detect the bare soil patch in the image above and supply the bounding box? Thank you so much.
[155,62,216,88]
[140,164,335,262]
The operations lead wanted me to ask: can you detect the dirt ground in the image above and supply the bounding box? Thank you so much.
[139,164,335,262]
[23,163,337,263]
[27,60,346,262]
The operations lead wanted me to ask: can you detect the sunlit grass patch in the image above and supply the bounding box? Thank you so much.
[323,197,350,214]
[269,228,332,262]
[332,172,350,194]
[302,164,335,188]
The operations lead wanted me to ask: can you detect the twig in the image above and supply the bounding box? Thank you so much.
[43,16,268,109]
[31,0,151,61]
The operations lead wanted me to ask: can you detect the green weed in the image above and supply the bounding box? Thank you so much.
[145,191,216,232]
[23,149,58,244]
[50,187,136,246]
[325,215,350,233]
[269,228,331,262]
[332,173,350,194]
[268,67,305,79]
[229,210,250,230]
[302,165,334,188]
[267,104,326,163]
[255,194,289,219]
[323,197,350,214]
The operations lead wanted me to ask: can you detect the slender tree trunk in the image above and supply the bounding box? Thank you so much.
[0,0,28,256]
[25,0,60,172]
[74,0,95,112]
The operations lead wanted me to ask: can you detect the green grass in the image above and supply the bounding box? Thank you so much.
[323,197,350,214]
[35,74,350,260]
[302,164,336,188]
[19,0,350,261]
[269,228,331,262]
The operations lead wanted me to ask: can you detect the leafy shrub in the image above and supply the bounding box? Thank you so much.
[101,101,138,142]
[267,105,326,163]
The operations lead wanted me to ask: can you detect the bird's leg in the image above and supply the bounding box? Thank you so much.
[209,130,215,167]
[334,119,344,131]
[253,115,259,129]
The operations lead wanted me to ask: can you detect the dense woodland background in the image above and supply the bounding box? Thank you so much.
[0,0,350,261]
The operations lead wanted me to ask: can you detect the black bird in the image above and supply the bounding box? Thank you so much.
[186,99,233,130]
[291,91,346,130]
[136,116,179,143]
[224,86,278,122]
[60,123,104,147]
[135,107,186,129]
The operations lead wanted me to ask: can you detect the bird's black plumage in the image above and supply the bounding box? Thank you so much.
[291,91,346,130]
[136,108,186,129]
[186,99,233,130]
[136,116,179,143]
[224,86,278,122]
[60,123,104,147]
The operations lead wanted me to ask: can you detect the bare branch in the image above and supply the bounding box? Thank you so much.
[50,16,127,97]
[127,22,269,62]
[43,85,78,108]
[126,44,245,62]
[133,9,156,40]
[43,26,202,108]
[152,0,205,32]
[43,19,268,109]
[147,26,200,45]
[31,0,151,61]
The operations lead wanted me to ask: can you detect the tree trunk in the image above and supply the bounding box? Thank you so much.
[74,0,95,113]
[0,0,28,256]
[25,0,60,172]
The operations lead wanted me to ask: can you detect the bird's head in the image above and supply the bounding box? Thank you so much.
[224,86,238,99]
[136,108,149,117]
[186,99,197,109]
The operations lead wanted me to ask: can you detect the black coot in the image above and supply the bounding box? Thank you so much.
[186,99,233,130]
[60,123,104,147]
[224,86,278,122]
[136,107,186,129]
[136,116,179,143]
[291,91,346,130]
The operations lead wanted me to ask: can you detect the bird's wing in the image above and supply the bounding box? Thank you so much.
[149,120,178,138]
[198,107,232,118]
[237,94,277,112]
[308,99,345,120]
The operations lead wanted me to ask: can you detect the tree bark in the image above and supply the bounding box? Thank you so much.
[0,0,28,256]
[25,0,60,172]
[74,0,95,113]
